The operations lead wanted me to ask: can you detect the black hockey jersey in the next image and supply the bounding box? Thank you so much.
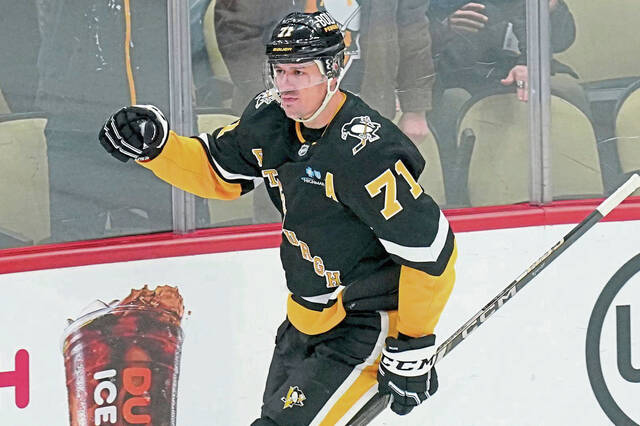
[139,91,457,337]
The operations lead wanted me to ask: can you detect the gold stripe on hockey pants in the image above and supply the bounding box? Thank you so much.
[310,311,399,426]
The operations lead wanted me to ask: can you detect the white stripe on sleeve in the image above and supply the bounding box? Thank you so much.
[378,211,450,263]
[300,286,345,305]
[196,134,264,187]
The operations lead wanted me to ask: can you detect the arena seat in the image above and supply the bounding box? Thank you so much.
[456,93,603,206]
[196,111,238,134]
[614,81,640,195]
[553,0,640,192]
[0,88,10,113]
[555,0,640,84]
[0,113,50,246]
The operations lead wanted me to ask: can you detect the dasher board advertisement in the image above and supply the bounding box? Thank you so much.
[0,221,638,425]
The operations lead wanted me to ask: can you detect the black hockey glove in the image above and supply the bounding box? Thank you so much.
[377,333,438,416]
[98,105,169,162]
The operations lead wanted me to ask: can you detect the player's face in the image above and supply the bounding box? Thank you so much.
[273,62,328,120]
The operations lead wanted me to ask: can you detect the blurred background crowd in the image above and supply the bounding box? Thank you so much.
[0,0,638,249]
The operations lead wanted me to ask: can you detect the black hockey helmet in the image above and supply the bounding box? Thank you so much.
[265,11,346,79]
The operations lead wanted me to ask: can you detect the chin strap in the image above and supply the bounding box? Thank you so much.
[295,77,340,123]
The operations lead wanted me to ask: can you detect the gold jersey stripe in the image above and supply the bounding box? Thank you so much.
[295,120,306,143]
[397,240,458,337]
[138,131,242,200]
[286,293,347,335]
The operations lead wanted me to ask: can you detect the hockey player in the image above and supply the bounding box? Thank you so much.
[98,11,457,425]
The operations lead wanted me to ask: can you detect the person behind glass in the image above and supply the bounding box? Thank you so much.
[190,0,234,107]
[99,12,457,425]
[428,0,578,102]
[215,0,435,144]
[35,0,174,242]
[0,0,40,113]
[426,0,579,202]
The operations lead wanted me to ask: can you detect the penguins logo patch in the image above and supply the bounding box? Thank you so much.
[281,386,306,409]
[340,116,381,155]
[255,90,276,109]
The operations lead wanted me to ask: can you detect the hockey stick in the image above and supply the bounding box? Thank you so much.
[347,173,640,426]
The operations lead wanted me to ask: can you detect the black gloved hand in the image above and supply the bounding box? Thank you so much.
[98,105,169,162]
[377,333,438,416]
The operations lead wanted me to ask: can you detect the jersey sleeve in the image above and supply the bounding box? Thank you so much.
[338,123,457,338]
[137,102,272,200]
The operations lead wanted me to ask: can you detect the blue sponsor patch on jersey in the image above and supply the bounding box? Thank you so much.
[302,166,325,186]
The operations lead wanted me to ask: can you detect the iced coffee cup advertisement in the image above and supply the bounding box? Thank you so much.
[62,286,185,425]
[0,221,639,425]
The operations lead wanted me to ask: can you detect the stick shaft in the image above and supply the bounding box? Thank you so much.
[434,173,640,364]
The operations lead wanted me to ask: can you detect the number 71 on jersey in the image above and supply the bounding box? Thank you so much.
[365,160,423,220]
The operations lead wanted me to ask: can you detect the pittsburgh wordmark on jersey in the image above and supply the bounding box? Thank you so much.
[283,228,342,288]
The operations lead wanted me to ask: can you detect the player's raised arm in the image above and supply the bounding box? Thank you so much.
[98,104,262,200]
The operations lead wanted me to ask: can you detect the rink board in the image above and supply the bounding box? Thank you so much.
[0,220,638,425]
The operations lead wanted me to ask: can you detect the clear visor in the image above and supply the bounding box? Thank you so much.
[263,60,329,94]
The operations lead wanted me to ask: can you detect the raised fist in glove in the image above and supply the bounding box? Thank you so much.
[377,333,438,415]
[98,105,169,162]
